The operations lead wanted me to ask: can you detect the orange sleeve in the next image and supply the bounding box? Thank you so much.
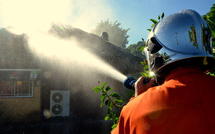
[111,106,126,134]
[111,86,165,134]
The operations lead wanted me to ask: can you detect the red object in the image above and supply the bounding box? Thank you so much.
[112,67,215,134]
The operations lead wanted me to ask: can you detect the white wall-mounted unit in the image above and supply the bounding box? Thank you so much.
[50,90,70,117]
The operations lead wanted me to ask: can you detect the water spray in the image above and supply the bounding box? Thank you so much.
[0,0,157,94]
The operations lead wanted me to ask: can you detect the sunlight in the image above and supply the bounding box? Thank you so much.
[0,0,70,33]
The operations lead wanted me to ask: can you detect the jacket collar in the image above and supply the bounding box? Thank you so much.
[165,67,203,82]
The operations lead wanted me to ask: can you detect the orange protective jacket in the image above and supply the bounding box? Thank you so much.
[112,67,215,134]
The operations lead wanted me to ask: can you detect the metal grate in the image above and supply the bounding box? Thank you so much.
[0,80,34,97]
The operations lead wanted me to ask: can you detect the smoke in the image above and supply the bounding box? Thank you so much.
[0,0,126,78]
[0,0,117,71]
[0,0,125,117]
[0,0,126,81]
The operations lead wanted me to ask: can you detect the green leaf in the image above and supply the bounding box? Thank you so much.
[161,12,165,18]
[207,71,215,76]
[100,95,105,103]
[91,81,125,129]
[158,16,160,20]
[110,92,120,98]
[114,117,119,122]
[104,115,110,120]
[138,46,144,51]
[101,82,107,88]
[115,99,123,103]
[151,24,155,28]
[92,87,100,93]
[105,86,112,91]
[112,124,117,129]
[150,19,158,24]
[109,102,113,109]
[105,100,109,105]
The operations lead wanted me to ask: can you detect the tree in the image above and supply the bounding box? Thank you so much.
[204,4,215,75]
[147,12,164,32]
[126,13,164,58]
[126,39,145,58]
[93,20,129,48]
[203,4,215,48]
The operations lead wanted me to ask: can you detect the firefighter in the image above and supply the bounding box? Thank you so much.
[112,9,215,134]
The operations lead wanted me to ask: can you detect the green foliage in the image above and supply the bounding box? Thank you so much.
[207,66,215,77]
[140,60,150,77]
[91,14,162,131]
[204,4,215,37]
[207,71,215,77]
[93,8,213,132]
[150,19,158,25]
[93,20,129,48]
[126,38,145,58]
[203,4,215,49]
[148,12,165,32]
[140,13,166,78]
[93,82,125,129]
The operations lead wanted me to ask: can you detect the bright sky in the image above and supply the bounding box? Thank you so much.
[107,0,214,44]
[0,0,214,45]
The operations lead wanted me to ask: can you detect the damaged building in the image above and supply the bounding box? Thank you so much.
[0,26,143,134]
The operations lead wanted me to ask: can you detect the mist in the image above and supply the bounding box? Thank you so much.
[0,0,126,77]
[0,0,131,99]
[0,0,113,33]
[28,32,126,82]
[0,1,142,134]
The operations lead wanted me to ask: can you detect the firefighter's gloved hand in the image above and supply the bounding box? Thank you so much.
[134,77,156,97]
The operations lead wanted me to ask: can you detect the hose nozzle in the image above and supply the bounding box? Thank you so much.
[123,77,136,90]
[123,76,153,90]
